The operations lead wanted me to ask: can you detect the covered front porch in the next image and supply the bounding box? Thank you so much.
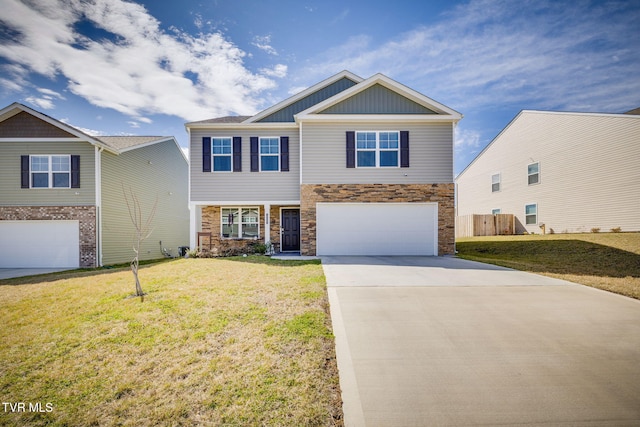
[189,202,300,256]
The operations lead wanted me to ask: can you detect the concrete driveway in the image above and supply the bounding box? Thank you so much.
[0,268,70,280]
[322,256,640,427]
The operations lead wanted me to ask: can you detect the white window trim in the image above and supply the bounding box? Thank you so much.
[30,154,71,189]
[259,137,280,172]
[525,203,538,226]
[527,161,540,185]
[221,207,261,239]
[355,131,400,168]
[491,172,501,193]
[212,137,233,173]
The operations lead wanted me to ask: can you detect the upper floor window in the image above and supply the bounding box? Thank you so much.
[528,162,540,185]
[31,155,70,188]
[525,203,537,225]
[259,137,280,171]
[221,207,260,239]
[212,138,232,172]
[356,131,399,168]
[491,173,501,192]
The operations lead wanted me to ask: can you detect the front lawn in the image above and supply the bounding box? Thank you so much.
[456,233,640,299]
[0,257,342,426]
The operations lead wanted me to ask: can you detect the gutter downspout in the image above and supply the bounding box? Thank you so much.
[95,146,104,266]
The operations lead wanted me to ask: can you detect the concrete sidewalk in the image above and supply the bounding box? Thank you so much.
[323,256,640,426]
[0,268,71,280]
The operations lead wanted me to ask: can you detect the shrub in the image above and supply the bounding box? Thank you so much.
[611,227,622,233]
[591,227,601,233]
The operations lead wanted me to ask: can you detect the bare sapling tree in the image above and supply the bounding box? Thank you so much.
[123,185,158,302]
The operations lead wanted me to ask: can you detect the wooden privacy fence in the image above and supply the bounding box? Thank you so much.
[456,214,515,238]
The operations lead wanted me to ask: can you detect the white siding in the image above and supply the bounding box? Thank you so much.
[190,129,300,202]
[456,112,640,233]
[101,140,189,265]
[301,122,453,184]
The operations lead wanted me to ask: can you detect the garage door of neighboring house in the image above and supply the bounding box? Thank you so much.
[0,220,80,268]
[316,203,438,256]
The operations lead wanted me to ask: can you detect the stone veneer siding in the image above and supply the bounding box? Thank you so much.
[0,206,97,267]
[199,205,296,254]
[300,183,455,256]
[200,206,266,254]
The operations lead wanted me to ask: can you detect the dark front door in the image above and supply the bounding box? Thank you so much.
[281,209,300,251]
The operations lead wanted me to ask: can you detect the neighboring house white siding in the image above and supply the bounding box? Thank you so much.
[101,139,189,265]
[456,111,640,234]
[301,121,453,184]
[189,128,300,202]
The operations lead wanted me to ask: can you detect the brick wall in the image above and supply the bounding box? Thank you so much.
[0,206,97,267]
[200,206,266,255]
[300,183,455,256]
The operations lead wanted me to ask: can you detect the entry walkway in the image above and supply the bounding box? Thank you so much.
[323,256,640,426]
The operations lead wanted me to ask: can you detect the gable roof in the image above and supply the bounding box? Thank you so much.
[98,135,188,162]
[296,73,462,122]
[0,103,185,161]
[243,70,363,123]
[456,109,640,179]
[0,102,118,153]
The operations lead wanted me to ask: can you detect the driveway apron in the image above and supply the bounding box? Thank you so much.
[322,256,640,427]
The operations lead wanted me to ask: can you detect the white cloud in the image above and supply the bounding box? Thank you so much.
[0,0,281,121]
[252,35,278,55]
[298,0,640,114]
[25,96,55,110]
[260,64,288,78]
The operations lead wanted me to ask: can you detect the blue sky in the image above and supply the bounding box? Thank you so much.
[1,0,639,174]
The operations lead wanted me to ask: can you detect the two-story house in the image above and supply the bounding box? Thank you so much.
[187,71,462,256]
[456,109,640,234]
[0,102,190,268]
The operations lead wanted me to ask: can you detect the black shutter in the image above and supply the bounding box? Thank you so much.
[400,131,409,168]
[21,155,29,188]
[232,136,242,172]
[71,155,80,188]
[346,131,355,168]
[202,137,211,172]
[250,137,259,172]
[280,136,289,172]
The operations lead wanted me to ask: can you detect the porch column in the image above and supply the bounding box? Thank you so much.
[189,203,199,250]
[264,204,271,245]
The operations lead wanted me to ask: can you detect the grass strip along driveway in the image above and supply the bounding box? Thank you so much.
[0,257,342,426]
[457,232,640,300]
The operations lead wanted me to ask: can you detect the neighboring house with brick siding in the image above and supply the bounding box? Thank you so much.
[186,71,462,256]
[456,109,640,235]
[0,102,189,268]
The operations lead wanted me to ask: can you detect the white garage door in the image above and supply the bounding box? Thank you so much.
[316,203,438,256]
[0,220,80,268]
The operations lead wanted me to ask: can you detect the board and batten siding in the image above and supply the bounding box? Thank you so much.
[190,129,300,202]
[0,141,96,206]
[301,122,453,184]
[101,140,189,265]
[456,112,640,233]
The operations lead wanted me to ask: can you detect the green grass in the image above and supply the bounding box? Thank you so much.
[456,233,640,299]
[0,257,342,426]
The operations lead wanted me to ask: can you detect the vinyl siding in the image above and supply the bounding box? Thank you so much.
[101,140,189,265]
[190,129,300,202]
[456,112,640,233]
[301,122,453,184]
[320,84,436,114]
[258,77,358,122]
[0,141,96,206]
